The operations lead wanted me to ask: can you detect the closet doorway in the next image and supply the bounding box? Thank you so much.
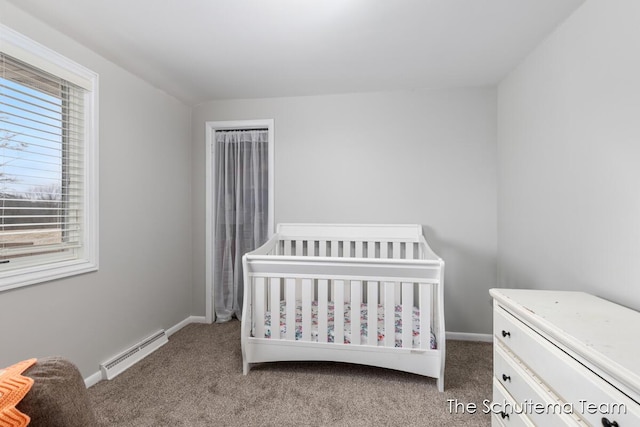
[205,120,274,323]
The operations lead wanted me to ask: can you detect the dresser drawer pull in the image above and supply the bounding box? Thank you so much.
[501,330,511,338]
[500,411,510,420]
[601,418,619,427]
[502,374,511,382]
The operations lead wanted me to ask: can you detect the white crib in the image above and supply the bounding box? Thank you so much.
[240,223,446,391]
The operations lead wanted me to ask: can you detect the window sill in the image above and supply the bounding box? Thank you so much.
[0,258,98,292]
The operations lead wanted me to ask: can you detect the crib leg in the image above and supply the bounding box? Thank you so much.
[437,376,444,392]
[243,361,251,375]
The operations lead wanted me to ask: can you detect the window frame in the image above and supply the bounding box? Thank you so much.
[0,24,99,291]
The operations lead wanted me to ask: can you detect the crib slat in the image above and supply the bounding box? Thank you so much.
[334,280,345,344]
[270,278,281,339]
[284,240,292,256]
[331,240,339,257]
[380,241,389,259]
[393,242,401,259]
[301,279,312,341]
[402,282,413,348]
[319,240,327,257]
[318,279,329,342]
[367,241,375,258]
[420,283,431,350]
[307,240,315,256]
[367,282,378,346]
[350,281,362,345]
[285,279,296,341]
[254,277,265,339]
[342,240,351,258]
[384,282,395,348]
[406,242,414,260]
[295,240,303,256]
[355,241,363,258]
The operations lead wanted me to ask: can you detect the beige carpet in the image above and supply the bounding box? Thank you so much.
[88,321,493,426]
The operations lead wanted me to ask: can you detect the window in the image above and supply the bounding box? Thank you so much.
[0,25,98,291]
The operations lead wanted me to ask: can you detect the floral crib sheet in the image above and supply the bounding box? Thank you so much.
[262,300,437,349]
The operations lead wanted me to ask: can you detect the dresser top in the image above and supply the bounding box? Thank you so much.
[490,288,640,400]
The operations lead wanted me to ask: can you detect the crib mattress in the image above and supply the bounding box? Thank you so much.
[262,301,437,349]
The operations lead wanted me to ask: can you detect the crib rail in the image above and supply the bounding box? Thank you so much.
[243,255,443,348]
[249,275,438,349]
[252,223,441,261]
[277,239,425,259]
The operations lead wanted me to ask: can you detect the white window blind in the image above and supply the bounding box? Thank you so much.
[0,53,84,264]
[0,24,97,291]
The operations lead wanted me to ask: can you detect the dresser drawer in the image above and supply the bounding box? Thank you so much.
[492,378,535,427]
[495,304,640,426]
[493,304,530,356]
[494,343,581,426]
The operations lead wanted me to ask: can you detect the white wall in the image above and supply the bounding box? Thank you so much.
[0,1,193,377]
[192,88,498,334]
[497,0,640,310]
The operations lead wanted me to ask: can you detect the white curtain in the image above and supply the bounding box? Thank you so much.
[214,129,269,322]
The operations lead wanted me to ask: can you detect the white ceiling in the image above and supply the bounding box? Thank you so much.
[7,0,584,106]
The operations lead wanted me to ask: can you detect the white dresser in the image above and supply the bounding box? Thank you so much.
[490,289,640,427]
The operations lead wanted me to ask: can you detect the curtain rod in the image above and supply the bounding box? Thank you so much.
[215,128,268,133]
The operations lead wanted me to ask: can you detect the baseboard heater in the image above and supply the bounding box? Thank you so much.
[99,329,168,380]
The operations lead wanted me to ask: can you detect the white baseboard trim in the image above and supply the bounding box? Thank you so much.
[84,315,210,387]
[84,371,103,388]
[446,331,493,342]
[166,315,208,337]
